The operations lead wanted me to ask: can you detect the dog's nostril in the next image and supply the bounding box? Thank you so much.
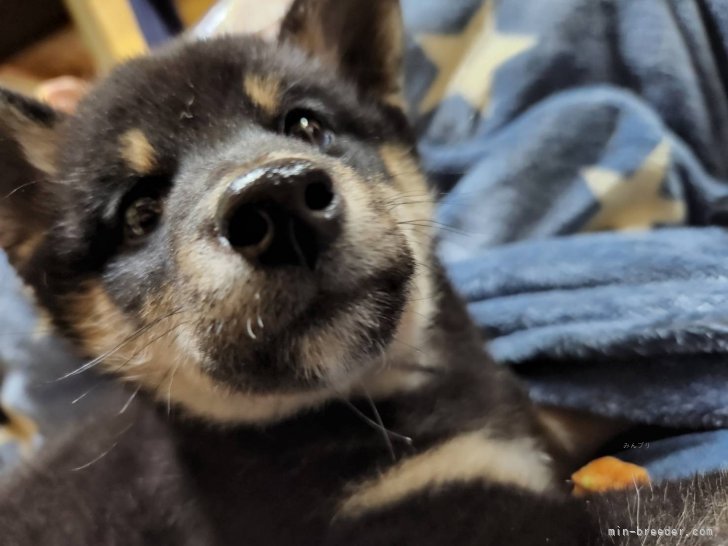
[304,179,335,212]
[227,205,273,250]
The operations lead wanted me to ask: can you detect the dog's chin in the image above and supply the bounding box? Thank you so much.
[203,278,411,395]
[206,340,384,396]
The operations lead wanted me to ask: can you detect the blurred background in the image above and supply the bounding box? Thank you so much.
[0,0,291,101]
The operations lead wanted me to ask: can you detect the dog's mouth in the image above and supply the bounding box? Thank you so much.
[200,261,414,394]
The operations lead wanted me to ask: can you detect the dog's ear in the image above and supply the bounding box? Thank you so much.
[0,88,65,270]
[279,0,404,105]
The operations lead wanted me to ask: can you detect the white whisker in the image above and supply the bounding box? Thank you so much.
[247,318,257,340]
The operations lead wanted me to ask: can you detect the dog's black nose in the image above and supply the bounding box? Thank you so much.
[218,161,342,269]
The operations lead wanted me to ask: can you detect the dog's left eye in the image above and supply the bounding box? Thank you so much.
[283,110,333,149]
[124,197,162,241]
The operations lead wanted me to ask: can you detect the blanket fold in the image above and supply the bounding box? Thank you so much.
[402,0,728,477]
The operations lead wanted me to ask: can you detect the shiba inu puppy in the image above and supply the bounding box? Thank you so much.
[0,0,724,544]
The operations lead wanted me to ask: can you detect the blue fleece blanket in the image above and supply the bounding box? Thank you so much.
[1,0,727,480]
[401,0,728,477]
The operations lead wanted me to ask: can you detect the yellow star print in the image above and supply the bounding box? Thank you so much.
[417,1,536,114]
[581,139,686,232]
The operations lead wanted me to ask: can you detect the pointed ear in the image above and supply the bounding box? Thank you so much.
[279,0,404,106]
[0,88,65,270]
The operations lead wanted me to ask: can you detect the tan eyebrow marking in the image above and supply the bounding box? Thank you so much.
[243,74,282,115]
[119,128,156,174]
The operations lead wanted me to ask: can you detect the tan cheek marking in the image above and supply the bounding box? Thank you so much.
[67,284,198,398]
[379,145,430,195]
[68,282,137,356]
[244,74,282,116]
[339,431,555,517]
[378,145,435,273]
[378,144,435,243]
[62,282,335,425]
[32,307,55,341]
[10,230,45,268]
[119,128,156,174]
[383,93,407,111]
[377,143,438,369]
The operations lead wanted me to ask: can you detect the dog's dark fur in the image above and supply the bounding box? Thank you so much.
[0,0,725,544]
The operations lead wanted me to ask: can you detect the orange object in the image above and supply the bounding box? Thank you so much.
[571,456,650,496]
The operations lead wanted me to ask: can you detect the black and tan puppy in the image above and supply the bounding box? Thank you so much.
[0,1,724,544]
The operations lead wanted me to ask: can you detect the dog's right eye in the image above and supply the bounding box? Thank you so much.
[124,196,162,242]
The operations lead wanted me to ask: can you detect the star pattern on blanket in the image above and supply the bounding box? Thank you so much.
[417,2,536,114]
[581,139,686,231]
